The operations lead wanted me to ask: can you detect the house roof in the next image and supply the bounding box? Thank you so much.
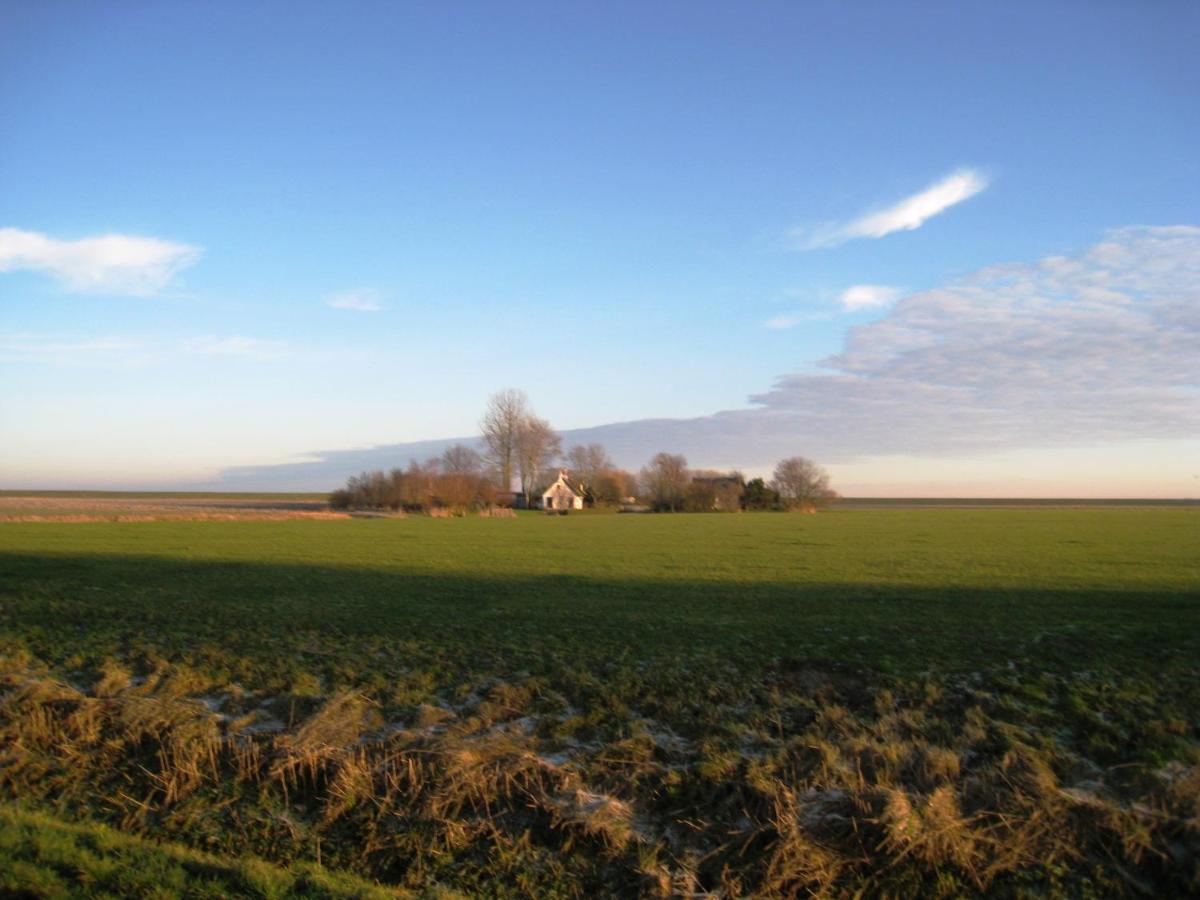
[690,475,744,489]
[539,469,582,496]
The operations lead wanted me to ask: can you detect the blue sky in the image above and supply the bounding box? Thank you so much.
[2,1,1198,494]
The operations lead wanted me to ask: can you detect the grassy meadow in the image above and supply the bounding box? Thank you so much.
[0,507,1197,896]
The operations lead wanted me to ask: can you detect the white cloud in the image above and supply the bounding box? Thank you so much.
[747,225,1200,458]
[764,286,898,329]
[0,333,146,364]
[217,225,1200,491]
[1,333,288,365]
[839,284,901,311]
[327,289,383,312]
[795,169,988,250]
[182,336,289,361]
[765,313,803,330]
[0,227,200,296]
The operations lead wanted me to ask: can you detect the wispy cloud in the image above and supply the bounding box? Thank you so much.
[794,169,988,250]
[765,313,803,330]
[763,309,837,330]
[182,336,289,361]
[327,289,383,312]
[764,285,900,329]
[0,334,145,365]
[0,227,200,296]
[732,225,1200,462]
[242,225,1200,486]
[839,284,901,311]
[1,333,289,365]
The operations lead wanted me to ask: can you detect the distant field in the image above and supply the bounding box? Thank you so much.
[0,490,329,500]
[834,496,1199,508]
[0,493,338,522]
[3,488,1193,506]
[0,510,1197,896]
[2,490,1194,524]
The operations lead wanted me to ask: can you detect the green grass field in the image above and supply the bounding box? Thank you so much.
[1,509,1197,896]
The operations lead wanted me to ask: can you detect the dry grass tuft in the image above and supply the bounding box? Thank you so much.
[0,663,1196,896]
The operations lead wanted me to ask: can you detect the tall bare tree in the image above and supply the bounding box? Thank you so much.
[437,444,482,508]
[517,415,562,507]
[480,389,528,491]
[771,456,838,511]
[441,443,483,476]
[565,442,614,502]
[640,452,689,512]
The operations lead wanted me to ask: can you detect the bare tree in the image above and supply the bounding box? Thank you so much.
[517,415,562,507]
[441,443,483,476]
[480,389,528,491]
[437,444,482,508]
[771,456,838,511]
[565,442,614,503]
[640,452,689,512]
[402,458,440,508]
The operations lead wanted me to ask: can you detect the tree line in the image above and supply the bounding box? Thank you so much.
[331,389,836,513]
[637,451,837,512]
[329,445,498,511]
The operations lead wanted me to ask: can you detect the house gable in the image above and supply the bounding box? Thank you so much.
[540,470,584,510]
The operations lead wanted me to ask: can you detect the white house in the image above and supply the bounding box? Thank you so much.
[539,470,584,511]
